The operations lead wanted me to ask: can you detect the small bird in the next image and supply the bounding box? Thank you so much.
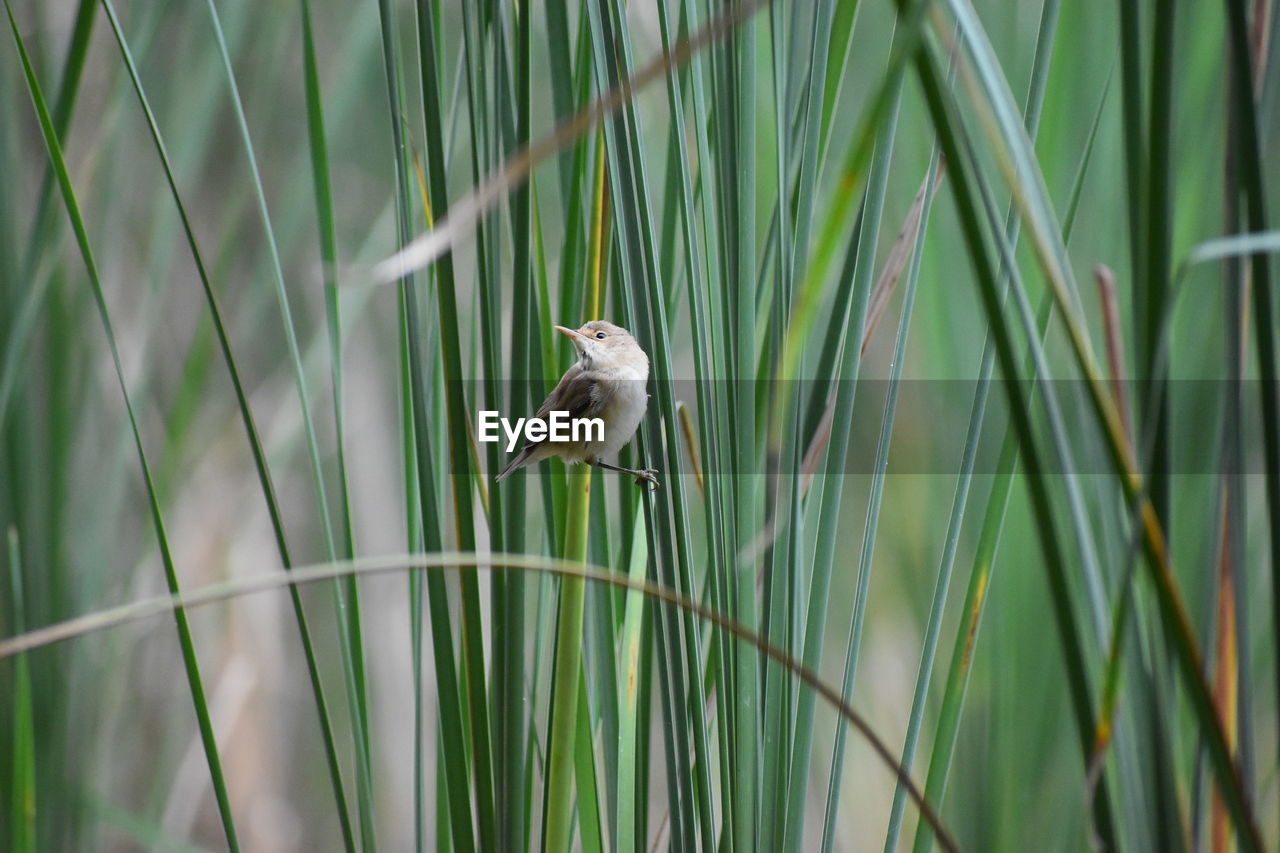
[495,320,659,489]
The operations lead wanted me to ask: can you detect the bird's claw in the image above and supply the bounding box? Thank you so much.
[635,469,660,490]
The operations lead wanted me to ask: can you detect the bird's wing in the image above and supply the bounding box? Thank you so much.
[497,365,605,481]
[516,364,603,450]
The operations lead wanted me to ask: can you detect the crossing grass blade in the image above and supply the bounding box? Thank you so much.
[0,550,962,851]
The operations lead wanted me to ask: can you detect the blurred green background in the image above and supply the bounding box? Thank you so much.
[2,0,1278,850]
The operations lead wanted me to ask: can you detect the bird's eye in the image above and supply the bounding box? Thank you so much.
[595,332,606,339]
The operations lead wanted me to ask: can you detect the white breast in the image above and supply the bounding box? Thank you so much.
[597,377,648,458]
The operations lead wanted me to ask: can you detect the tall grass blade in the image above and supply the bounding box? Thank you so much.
[900,17,1122,847]
[542,468,610,851]
[821,157,924,853]
[652,0,736,842]
[1144,0,1175,537]
[201,2,380,846]
[1135,22,1183,837]
[730,3,761,846]
[411,9,499,845]
[495,3,533,845]
[545,80,614,847]
[911,63,1112,851]
[94,4,356,846]
[7,528,35,853]
[812,20,909,853]
[0,0,95,431]
[1224,4,1280,813]
[615,506,648,853]
[572,676,606,853]
[3,5,240,845]
[297,0,356,561]
[583,0,717,846]
[940,2,1261,842]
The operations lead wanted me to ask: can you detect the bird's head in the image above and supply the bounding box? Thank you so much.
[554,320,647,374]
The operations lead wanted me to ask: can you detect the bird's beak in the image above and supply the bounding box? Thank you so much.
[554,324,589,350]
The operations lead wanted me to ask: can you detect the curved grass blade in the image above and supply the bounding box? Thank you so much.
[1183,231,1280,267]
[0,549,962,853]
[3,5,240,845]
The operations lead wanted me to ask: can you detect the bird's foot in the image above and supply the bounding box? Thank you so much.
[634,468,660,490]
[592,459,660,490]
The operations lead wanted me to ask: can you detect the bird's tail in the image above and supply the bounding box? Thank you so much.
[495,448,534,482]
